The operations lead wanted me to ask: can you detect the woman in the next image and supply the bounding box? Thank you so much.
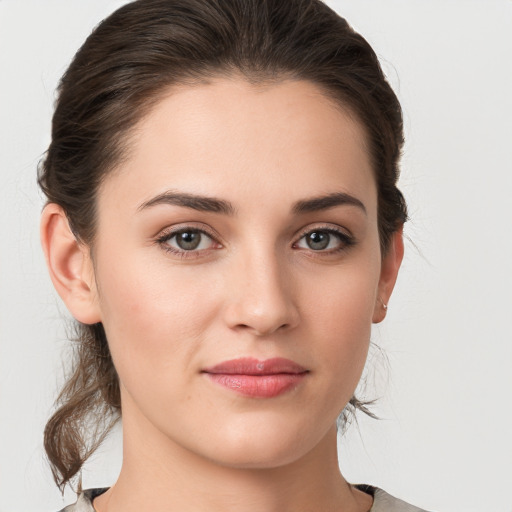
[38,0,428,510]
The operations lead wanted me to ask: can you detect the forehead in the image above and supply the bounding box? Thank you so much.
[101,77,376,217]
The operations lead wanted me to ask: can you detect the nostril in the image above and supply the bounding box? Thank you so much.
[223,272,300,335]
[234,321,291,337]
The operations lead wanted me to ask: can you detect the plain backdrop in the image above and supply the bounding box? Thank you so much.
[1,1,511,511]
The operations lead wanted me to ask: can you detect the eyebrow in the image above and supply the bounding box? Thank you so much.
[138,191,236,215]
[292,192,366,215]
[138,190,366,216]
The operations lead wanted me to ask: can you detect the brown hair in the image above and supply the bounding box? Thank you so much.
[38,0,407,491]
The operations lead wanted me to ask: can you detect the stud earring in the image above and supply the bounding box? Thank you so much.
[379,297,388,310]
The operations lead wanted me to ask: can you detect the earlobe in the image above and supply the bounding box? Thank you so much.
[372,227,405,324]
[40,203,101,324]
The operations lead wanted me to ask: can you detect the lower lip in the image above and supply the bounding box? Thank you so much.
[205,373,307,398]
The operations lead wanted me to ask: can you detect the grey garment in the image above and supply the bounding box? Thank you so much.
[355,485,432,512]
[59,485,432,512]
[59,488,108,512]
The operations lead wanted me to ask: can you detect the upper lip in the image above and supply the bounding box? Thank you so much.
[202,357,308,375]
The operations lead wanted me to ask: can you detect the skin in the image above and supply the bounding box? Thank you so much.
[41,77,403,512]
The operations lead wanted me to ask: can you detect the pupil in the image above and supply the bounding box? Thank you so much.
[177,231,201,250]
[307,231,329,250]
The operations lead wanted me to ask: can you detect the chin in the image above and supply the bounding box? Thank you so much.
[191,417,331,470]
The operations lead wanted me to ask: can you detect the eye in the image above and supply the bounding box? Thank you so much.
[294,227,354,252]
[157,227,219,255]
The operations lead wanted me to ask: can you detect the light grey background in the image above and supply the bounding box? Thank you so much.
[1,1,511,511]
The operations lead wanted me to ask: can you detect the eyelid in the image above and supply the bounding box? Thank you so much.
[154,222,355,259]
[294,223,353,241]
[156,222,219,241]
[155,223,223,256]
[292,223,355,252]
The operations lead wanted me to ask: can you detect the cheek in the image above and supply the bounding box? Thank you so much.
[93,251,223,383]
[302,258,380,384]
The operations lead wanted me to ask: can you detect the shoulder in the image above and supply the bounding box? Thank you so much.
[58,488,109,512]
[356,484,434,512]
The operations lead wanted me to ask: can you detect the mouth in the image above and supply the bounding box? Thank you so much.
[201,357,309,398]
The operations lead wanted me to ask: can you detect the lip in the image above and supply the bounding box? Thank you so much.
[202,357,309,398]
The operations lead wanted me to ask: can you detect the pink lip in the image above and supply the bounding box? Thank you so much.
[202,357,308,398]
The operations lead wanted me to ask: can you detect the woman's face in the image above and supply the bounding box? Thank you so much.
[85,77,400,468]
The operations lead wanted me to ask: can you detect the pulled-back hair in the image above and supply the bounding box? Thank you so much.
[38,0,407,491]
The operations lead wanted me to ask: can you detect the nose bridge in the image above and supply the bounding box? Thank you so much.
[225,238,299,336]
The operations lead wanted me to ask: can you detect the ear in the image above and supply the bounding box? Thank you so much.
[372,226,405,323]
[40,203,101,324]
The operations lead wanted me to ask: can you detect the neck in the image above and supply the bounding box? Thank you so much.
[94,400,371,512]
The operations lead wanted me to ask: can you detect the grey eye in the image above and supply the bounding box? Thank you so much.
[174,230,202,250]
[167,229,212,251]
[295,228,351,252]
[305,231,331,250]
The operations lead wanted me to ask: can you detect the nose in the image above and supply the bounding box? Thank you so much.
[223,251,300,337]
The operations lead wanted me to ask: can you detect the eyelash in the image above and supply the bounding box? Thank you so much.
[156,225,220,259]
[156,224,355,259]
[293,225,355,256]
